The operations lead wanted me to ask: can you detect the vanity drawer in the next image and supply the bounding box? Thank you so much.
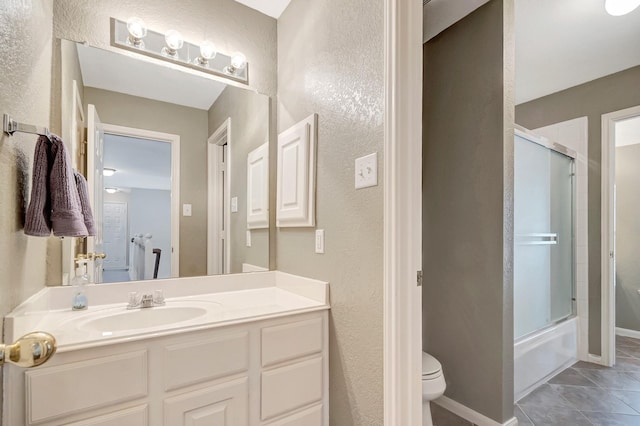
[62,405,148,425]
[163,331,249,391]
[261,356,323,420]
[26,351,148,424]
[261,318,323,367]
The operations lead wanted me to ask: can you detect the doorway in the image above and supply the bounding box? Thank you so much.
[602,105,640,365]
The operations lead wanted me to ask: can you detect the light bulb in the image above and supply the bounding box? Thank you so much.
[605,0,640,15]
[195,41,217,66]
[230,52,247,70]
[104,187,119,194]
[126,17,147,48]
[103,168,116,177]
[225,52,247,74]
[162,30,184,57]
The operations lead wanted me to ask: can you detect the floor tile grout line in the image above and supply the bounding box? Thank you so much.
[515,403,535,425]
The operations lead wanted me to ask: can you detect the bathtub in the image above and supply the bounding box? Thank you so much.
[514,317,578,401]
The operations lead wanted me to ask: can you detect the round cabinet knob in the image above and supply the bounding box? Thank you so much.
[0,332,57,367]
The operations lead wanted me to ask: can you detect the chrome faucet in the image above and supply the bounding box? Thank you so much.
[127,290,165,309]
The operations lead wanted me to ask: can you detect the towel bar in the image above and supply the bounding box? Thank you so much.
[3,114,51,141]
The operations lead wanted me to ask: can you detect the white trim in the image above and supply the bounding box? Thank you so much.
[601,105,640,367]
[616,327,640,340]
[434,397,518,426]
[588,354,603,365]
[383,0,423,425]
[207,118,231,275]
[101,123,181,278]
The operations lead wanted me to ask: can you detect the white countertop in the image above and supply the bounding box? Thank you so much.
[5,271,329,352]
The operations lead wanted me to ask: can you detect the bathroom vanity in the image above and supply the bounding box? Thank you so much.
[3,272,329,426]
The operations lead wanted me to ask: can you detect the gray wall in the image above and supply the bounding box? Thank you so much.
[422,0,515,423]
[516,65,640,355]
[84,87,209,277]
[615,143,640,331]
[277,0,385,424]
[208,86,270,273]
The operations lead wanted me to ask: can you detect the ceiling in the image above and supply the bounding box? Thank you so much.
[103,134,172,191]
[515,0,640,104]
[77,43,226,110]
[233,0,291,18]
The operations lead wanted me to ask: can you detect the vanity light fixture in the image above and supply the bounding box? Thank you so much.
[195,41,217,66]
[226,52,247,75]
[103,168,116,177]
[162,30,184,58]
[605,0,640,15]
[111,17,249,84]
[126,17,147,48]
[104,187,119,194]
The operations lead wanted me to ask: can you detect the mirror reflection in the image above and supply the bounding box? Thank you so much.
[59,39,270,284]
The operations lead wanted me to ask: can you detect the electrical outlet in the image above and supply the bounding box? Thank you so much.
[182,204,192,216]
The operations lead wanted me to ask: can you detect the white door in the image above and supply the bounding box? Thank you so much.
[87,104,105,283]
[103,202,128,270]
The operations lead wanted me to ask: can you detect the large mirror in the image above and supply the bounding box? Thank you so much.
[59,39,270,284]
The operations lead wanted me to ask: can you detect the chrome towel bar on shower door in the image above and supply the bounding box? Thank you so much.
[515,233,558,245]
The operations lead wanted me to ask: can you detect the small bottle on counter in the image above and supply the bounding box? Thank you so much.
[71,257,89,310]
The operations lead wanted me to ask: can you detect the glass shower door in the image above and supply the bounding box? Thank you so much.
[514,134,574,340]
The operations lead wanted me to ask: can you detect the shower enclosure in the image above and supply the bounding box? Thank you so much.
[513,127,576,399]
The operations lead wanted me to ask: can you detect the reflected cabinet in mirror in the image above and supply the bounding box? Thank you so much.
[59,39,270,284]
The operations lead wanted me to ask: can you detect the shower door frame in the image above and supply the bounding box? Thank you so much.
[514,126,578,341]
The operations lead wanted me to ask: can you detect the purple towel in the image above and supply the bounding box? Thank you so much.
[24,135,53,236]
[74,171,96,236]
[25,134,93,237]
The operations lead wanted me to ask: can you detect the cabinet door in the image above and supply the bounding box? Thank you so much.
[164,378,248,426]
[62,405,148,426]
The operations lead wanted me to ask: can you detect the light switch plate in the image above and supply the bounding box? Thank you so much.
[355,152,378,189]
[231,197,238,213]
[182,204,192,217]
[246,230,252,247]
[315,229,325,254]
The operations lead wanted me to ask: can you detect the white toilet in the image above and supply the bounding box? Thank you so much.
[422,352,446,426]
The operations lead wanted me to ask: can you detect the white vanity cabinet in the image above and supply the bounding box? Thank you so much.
[4,311,329,426]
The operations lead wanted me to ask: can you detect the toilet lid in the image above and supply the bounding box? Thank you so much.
[422,352,442,376]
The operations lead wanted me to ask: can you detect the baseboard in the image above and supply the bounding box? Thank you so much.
[434,396,518,426]
[616,327,640,339]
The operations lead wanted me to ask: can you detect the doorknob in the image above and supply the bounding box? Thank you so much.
[0,332,57,367]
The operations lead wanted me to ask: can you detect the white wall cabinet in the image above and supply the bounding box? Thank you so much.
[4,311,328,426]
[276,114,317,227]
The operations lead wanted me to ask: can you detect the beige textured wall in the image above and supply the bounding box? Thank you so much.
[0,0,53,319]
[614,144,640,331]
[422,0,515,422]
[83,87,209,277]
[208,87,270,273]
[277,0,385,424]
[516,65,640,355]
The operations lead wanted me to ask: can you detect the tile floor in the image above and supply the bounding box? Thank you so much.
[432,336,640,425]
[516,335,640,425]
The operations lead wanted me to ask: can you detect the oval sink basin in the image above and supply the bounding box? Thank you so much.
[79,306,208,332]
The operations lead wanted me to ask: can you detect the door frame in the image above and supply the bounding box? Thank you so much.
[601,104,640,366]
[101,123,181,278]
[383,0,423,424]
[207,118,231,275]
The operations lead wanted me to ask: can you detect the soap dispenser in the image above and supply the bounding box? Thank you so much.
[71,256,89,310]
